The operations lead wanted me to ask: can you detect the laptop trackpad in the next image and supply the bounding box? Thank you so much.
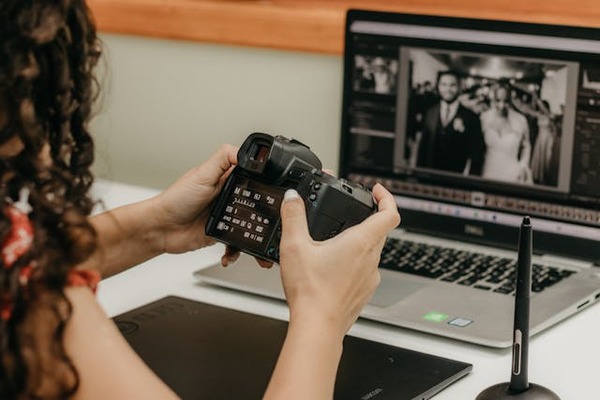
[369,273,425,308]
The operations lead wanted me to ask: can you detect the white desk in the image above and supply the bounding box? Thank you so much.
[93,180,599,399]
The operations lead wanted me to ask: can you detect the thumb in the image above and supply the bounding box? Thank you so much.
[192,144,238,187]
[280,189,310,242]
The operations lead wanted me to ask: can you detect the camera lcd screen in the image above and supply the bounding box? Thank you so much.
[211,176,285,256]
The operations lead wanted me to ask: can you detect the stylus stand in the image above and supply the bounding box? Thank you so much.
[476,382,560,400]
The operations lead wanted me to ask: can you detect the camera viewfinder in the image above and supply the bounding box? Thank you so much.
[252,144,270,163]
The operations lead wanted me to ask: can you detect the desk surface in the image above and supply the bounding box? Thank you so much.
[93,180,599,399]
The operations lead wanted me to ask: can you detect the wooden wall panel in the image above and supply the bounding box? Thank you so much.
[87,0,600,54]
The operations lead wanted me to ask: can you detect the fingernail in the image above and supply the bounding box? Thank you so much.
[283,189,300,201]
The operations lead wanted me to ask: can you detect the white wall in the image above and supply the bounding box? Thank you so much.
[540,66,568,115]
[92,34,343,189]
[409,49,447,87]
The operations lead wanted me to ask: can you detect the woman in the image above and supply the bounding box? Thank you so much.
[523,98,559,186]
[0,1,400,399]
[480,85,532,184]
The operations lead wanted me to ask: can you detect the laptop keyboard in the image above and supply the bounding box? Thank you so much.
[379,238,576,295]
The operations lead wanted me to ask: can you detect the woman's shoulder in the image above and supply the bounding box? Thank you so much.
[2,205,101,291]
[68,269,101,292]
[479,109,496,126]
[509,109,529,128]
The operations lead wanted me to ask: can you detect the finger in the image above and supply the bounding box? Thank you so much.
[323,168,335,176]
[280,189,310,242]
[342,183,400,242]
[194,144,239,186]
[370,183,401,229]
[255,258,274,269]
[218,165,236,186]
[221,245,241,267]
[372,183,397,211]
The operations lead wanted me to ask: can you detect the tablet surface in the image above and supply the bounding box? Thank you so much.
[113,296,471,400]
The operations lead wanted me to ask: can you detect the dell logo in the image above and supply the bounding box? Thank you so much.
[465,224,484,237]
[361,388,383,399]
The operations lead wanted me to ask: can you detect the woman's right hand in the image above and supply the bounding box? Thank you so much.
[278,183,400,338]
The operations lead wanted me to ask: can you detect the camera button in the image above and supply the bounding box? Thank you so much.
[313,182,321,191]
[308,193,317,201]
[288,169,306,180]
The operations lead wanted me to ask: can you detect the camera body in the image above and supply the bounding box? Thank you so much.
[205,133,377,263]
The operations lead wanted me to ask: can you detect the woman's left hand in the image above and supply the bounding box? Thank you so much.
[150,144,238,254]
[84,144,270,276]
[518,164,533,183]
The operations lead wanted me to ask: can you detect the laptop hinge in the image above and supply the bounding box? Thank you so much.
[539,254,594,269]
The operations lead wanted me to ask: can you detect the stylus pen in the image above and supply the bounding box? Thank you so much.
[509,216,532,393]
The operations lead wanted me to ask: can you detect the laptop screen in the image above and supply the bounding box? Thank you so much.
[340,10,600,263]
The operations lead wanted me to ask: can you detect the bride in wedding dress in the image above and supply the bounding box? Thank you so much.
[480,85,532,184]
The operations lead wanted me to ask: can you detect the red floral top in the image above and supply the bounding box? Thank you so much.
[1,206,100,321]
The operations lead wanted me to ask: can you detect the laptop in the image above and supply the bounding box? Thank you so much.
[114,296,472,399]
[195,10,600,348]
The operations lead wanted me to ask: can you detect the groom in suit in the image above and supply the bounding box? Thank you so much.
[417,70,485,175]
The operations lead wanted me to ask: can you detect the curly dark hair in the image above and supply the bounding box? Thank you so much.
[0,1,100,398]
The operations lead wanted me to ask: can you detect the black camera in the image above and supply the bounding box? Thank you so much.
[205,133,377,263]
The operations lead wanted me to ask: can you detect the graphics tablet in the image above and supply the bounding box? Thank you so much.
[113,296,472,399]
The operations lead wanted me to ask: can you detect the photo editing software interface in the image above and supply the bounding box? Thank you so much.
[344,18,600,240]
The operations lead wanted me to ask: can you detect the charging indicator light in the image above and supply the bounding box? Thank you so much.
[423,311,449,322]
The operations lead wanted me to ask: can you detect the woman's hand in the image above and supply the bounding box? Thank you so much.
[84,144,270,277]
[150,144,238,254]
[518,164,533,184]
[278,183,400,337]
[263,183,400,400]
